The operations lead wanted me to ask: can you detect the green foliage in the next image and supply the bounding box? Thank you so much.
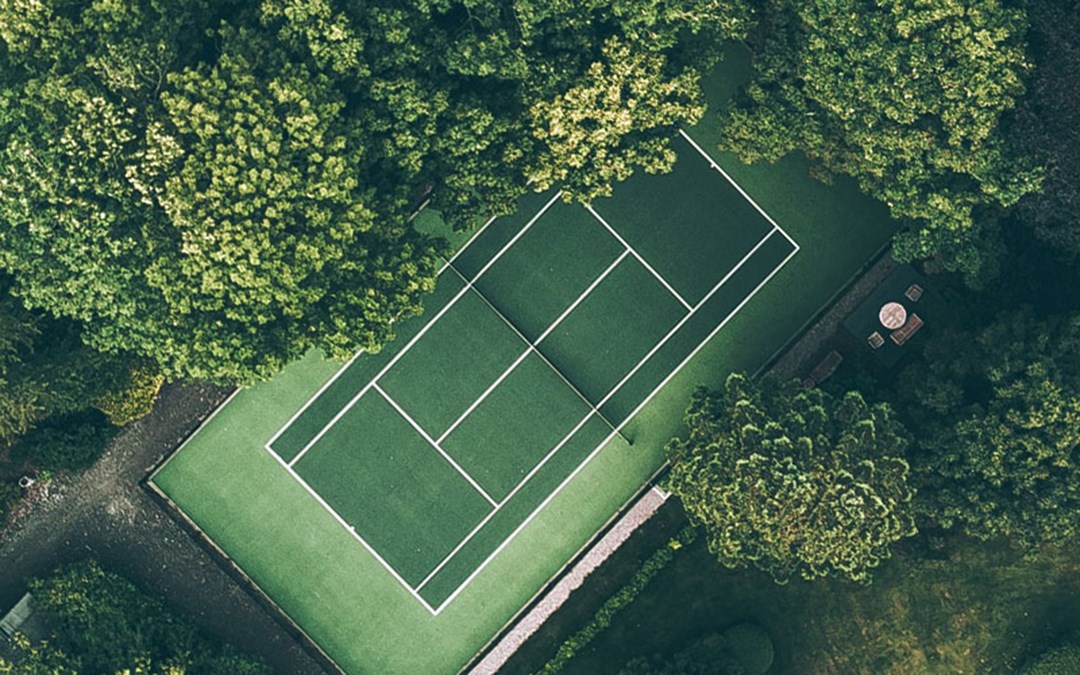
[539,525,698,674]
[620,633,745,675]
[93,361,164,427]
[721,0,1039,286]
[1008,2,1080,260]
[0,0,752,382]
[23,559,268,674]
[527,37,705,202]
[0,280,129,442]
[666,373,916,584]
[11,409,118,472]
[620,624,774,675]
[0,632,78,674]
[722,623,774,675]
[904,308,1080,551]
[1022,637,1080,675]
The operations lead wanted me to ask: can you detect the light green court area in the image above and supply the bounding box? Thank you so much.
[150,44,897,674]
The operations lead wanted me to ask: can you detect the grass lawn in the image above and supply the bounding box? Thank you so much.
[150,42,896,675]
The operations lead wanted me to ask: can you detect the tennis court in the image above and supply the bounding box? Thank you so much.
[262,130,798,613]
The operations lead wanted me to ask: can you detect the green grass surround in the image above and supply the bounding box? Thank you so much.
[151,44,895,674]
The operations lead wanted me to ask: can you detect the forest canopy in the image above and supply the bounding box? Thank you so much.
[721,0,1039,286]
[0,0,747,382]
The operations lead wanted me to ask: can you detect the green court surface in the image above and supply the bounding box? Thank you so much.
[257,129,795,612]
[151,43,897,675]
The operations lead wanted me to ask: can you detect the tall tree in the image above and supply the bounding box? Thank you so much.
[720,0,1039,287]
[666,374,916,584]
[4,559,267,673]
[0,0,751,382]
[1007,1,1080,260]
[0,279,127,442]
[905,309,1080,551]
[0,2,444,382]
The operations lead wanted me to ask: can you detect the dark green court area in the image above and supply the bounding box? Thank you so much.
[265,132,797,610]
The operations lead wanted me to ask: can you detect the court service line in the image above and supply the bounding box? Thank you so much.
[585,205,693,312]
[434,248,631,446]
[265,450,439,615]
[432,239,800,614]
[266,191,550,456]
[417,223,781,596]
[284,191,562,469]
[592,227,779,411]
[374,383,498,508]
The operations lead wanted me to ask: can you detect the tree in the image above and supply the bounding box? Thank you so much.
[0,0,751,382]
[0,278,130,442]
[666,373,916,584]
[0,633,79,674]
[720,0,1040,286]
[905,309,1080,551]
[527,37,706,202]
[20,559,268,674]
[0,4,445,382]
[1007,1,1080,260]
[1021,635,1080,675]
[621,624,774,675]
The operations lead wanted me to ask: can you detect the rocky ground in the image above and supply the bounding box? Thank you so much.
[0,382,326,674]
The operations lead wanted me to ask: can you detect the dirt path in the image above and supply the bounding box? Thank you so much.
[0,382,326,675]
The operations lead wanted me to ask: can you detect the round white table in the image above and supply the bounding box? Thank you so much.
[879,302,907,330]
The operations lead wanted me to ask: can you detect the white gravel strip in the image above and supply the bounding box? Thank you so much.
[468,486,671,675]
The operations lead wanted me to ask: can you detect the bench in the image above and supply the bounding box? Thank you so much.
[890,313,924,346]
[807,350,844,386]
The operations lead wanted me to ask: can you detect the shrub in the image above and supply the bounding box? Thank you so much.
[722,623,774,675]
[539,525,698,674]
[94,363,164,427]
[1022,635,1080,675]
[11,409,118,472]
[23,559,269,674]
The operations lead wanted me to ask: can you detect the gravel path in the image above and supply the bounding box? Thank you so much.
[0,382,326,675]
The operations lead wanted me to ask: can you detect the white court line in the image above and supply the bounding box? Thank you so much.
[266,448,439,615]
[416,223,783,596]
[266,191,550,456]
[677,129,800,252]
[585,204,693,311]
[592,228,779,411]
[437,212,499,274]
[149,389,242,483]
[373,383,498,508]
[284,192,562,469]
[434,249,631,446]
[264,349,365,453]
[431,239,800,614]
[273,129,800,612]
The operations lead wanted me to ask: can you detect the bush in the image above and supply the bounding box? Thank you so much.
[539,525,698,674]
[11,409,118,472]
[94,363,164,427]
[22,559,269,674]
[722,623,774,675]
[1022,635,1080,675]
